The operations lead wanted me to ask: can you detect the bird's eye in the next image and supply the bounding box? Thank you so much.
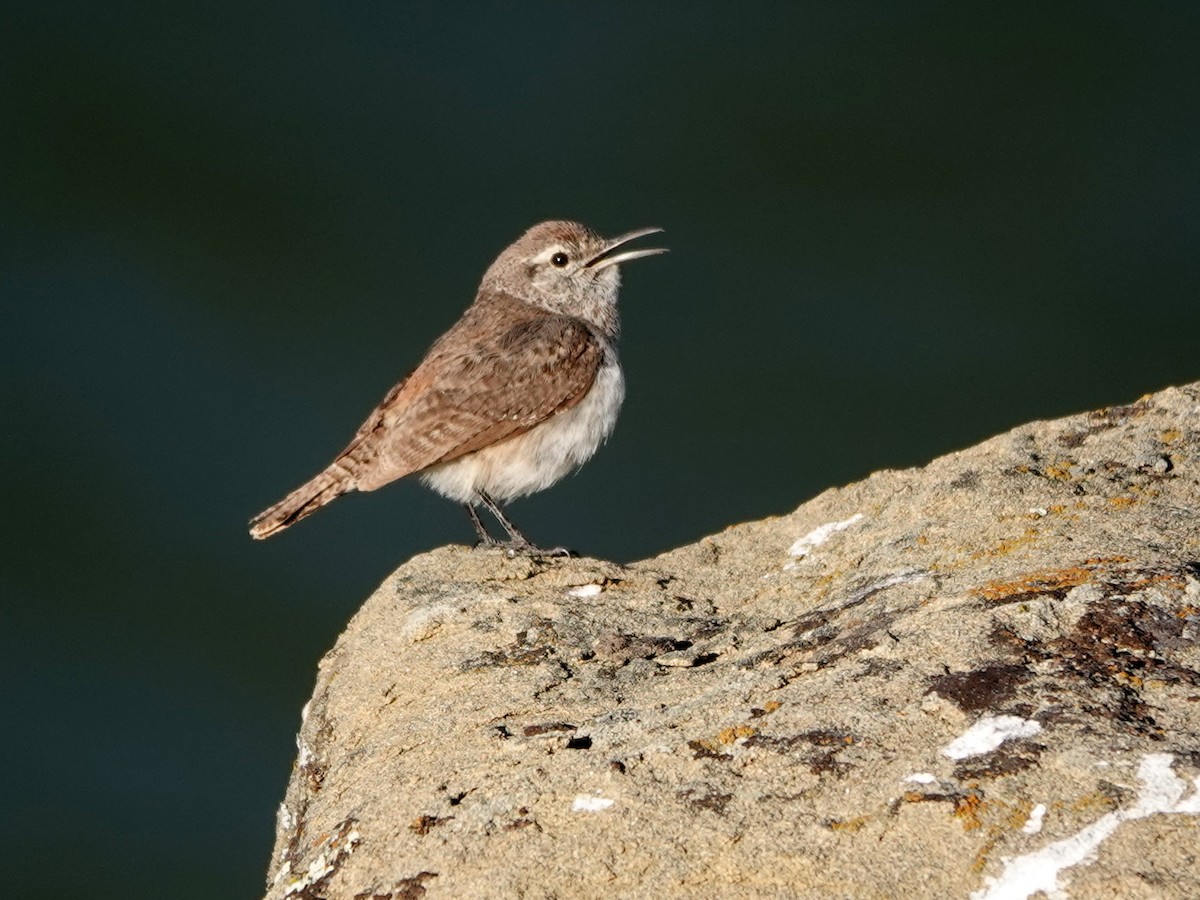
[550,252,569,268]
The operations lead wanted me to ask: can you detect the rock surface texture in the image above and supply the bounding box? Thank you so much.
[266,383,1200,900]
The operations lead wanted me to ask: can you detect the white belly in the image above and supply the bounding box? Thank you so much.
[419,358,625,504]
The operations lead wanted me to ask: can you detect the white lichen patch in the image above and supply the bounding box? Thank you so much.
[568,583,604,598]
[296,734,313,768]
[973,754,1200,900]
[281,822,361,896]
[903,773,938,784]
[572,794,615,812]
[285,850,335,896]
[942,715,1042,760]
[277,801,296,836]
[788,513,864,560]
[1021,803,1046,835]
[860,569,927,596]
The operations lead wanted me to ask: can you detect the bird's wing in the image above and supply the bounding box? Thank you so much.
[336,303,605,492]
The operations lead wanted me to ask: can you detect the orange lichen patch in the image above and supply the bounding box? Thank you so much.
[1043,458,1077,481]
[972,838,999,873]
[748,700,787,724]
[1108,495,1137,508]
[974,565,1091,600]
[828,815,870,832]
[970,527,1041,561]
[972,557,1132,602]
[691,724,753,758]
[1071,792,1119,816]
[691,724,758,755]
[1122,572,1187,593]
[1161,429,1183,443]
[718,725,757,744]
[954,799,1030,872]
[409,814,452,836]
[1003,801,1034,831]
[803,571,839,604]
[955,793,986,831]
[898,788,998,835]
[1177,606,1200,620]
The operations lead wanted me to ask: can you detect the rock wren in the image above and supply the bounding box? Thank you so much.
[249,220,665,553]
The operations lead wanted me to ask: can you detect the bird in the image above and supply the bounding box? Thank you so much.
[248,220,666,554]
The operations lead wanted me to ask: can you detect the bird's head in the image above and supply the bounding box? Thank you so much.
[482,220,666,335]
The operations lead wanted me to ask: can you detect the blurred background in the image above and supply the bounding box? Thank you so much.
[3,2,1198,896]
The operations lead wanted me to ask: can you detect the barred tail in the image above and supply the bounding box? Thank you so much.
[248,467,351,540]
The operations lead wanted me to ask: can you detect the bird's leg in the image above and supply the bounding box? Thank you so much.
[477,491,532,547]
[464,504,499,548]
[477,491,572,557]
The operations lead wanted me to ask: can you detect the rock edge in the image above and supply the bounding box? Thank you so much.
[266,383,1200,900]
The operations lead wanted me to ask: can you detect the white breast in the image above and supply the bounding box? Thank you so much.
[419,355,625,504]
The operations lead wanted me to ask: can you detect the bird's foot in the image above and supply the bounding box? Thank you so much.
[472,539,574,558]
[518,544,575,559]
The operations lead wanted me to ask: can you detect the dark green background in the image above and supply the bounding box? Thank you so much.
[3,2,1197,897]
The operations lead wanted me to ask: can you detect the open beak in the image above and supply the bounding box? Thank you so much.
[584,227,667,271]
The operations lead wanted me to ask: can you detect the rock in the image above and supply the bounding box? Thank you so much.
[265,383,1200,900]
